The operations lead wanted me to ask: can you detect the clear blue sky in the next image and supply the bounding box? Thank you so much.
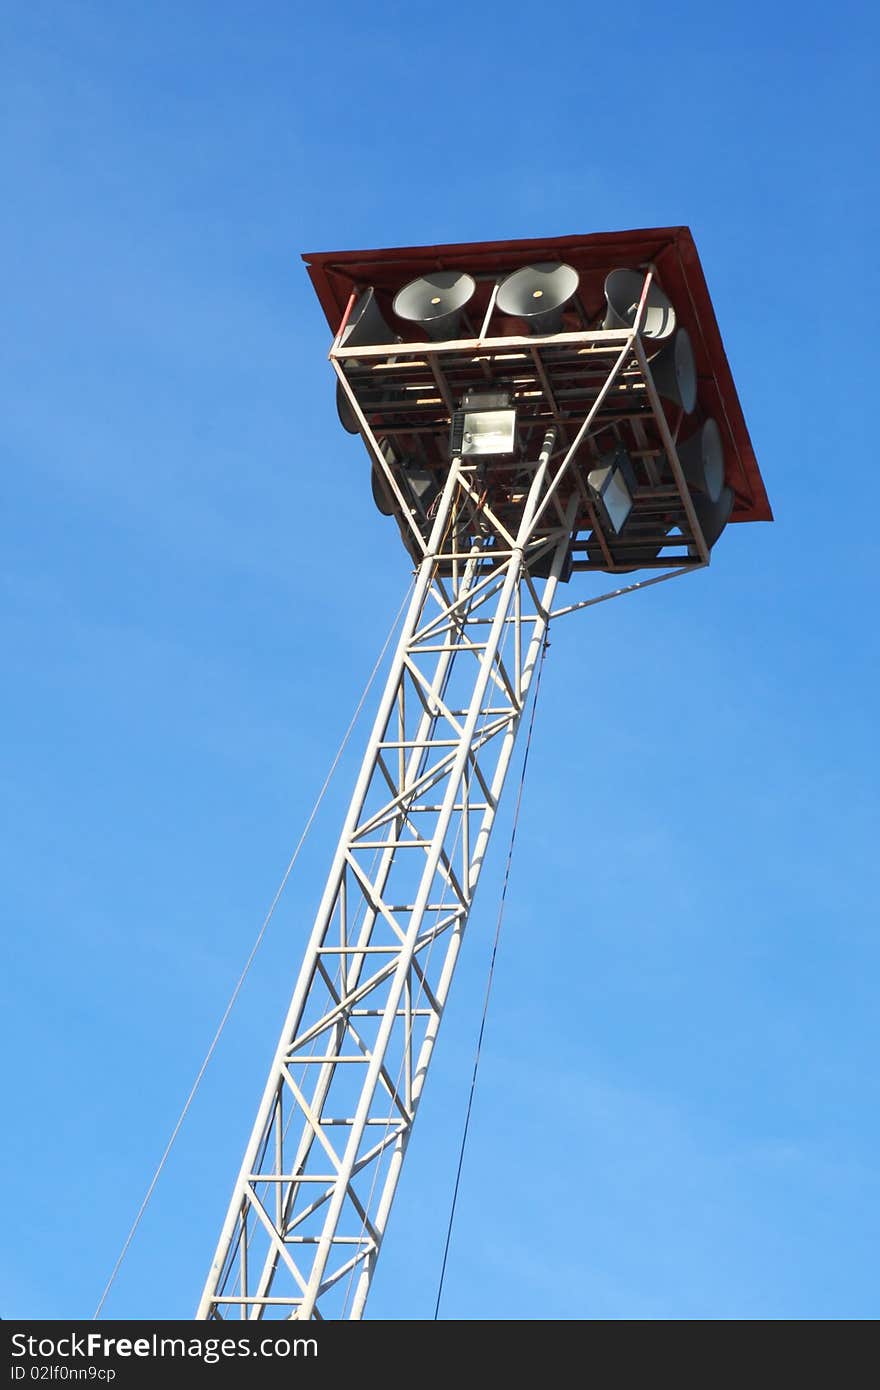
[3,0,879,1321]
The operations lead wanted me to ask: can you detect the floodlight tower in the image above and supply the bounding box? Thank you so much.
[197,228,771,1321]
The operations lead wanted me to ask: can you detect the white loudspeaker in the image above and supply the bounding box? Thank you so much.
[648,328,697,413]
[338,287,395,349]
[393,271,476,340]
[336,287,398,433]
[690,483,734,550]
[496,262,580,334]
[603,268,676,341]
[676,418,725,502]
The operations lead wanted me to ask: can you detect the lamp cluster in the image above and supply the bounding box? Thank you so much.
[333,258,734,575]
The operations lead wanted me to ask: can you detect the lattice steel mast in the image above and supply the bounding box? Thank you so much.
[197,230,770,1320]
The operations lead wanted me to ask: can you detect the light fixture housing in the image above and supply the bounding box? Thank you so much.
[587,446,637,536]
[449,391,517,459]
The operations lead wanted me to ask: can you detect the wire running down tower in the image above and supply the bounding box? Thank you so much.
[197,227,771,1321]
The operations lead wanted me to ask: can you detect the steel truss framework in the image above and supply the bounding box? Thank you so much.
[198,302,703,1321]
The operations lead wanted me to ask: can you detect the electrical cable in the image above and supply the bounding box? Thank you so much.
[92,581,414,1320]
[433,634,550,1320]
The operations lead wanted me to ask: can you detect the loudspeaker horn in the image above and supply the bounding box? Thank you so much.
[336,287,399,432]
[393,271,476,340]
[371,462,394,514]
[338,286,396,349]
[648,327,697,413]
[690,483,734,551]
[337,378,408,435]
[603,268,676,341]
[675,418,725,502]
[586,522,669,572]
[370,443,397,516]
[496,262,580,335]
[337,379,360,434]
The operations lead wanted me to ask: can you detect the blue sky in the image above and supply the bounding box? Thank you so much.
[3,0,879,1320]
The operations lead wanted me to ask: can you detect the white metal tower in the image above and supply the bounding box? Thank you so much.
[197,229,770,1320]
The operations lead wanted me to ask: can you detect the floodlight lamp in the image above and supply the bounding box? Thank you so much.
[450,391,517,459]
[587,446,637,535]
